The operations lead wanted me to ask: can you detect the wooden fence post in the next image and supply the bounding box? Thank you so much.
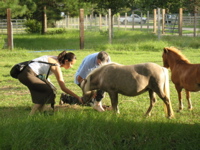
[157,8,161,40]
[79,9,84,49]
[125,13,127,30]
[140,12,143,29]
[108,9,112,44]
[162,9,165,34]
[7,8,13,50]
[193,6,197,37]
[99,14,102,30]
[132,11,134,30]
[153,9,157,33]
[179,8,183,36]
[147,11,149,32]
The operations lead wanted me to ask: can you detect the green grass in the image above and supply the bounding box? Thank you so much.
[0,29,200,150]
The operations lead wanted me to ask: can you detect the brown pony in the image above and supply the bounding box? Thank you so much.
[162,47,200,111]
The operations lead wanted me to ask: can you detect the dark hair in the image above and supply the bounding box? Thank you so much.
[97,51,109,63]
[58,51,76,65]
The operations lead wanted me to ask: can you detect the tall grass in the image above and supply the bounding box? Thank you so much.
[0,29,200,150]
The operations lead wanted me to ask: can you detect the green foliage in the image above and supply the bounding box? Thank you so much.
[0,0,29,18]
[24,20,42,33]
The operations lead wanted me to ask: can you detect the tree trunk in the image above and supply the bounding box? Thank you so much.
[42,6,47,34]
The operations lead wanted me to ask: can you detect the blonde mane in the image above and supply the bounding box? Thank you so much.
[86,62,122,78]
[165,47,190,63]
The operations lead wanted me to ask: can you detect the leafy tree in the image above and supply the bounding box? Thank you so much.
[19,0,37,19]
[183,0,200,14]
[61,0,94,17]
[0,0,29,18]
[132,0,199,14]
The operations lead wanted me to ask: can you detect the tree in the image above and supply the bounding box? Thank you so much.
[0,0,29,18]
[133,0,200,14]
[61,0,94,17]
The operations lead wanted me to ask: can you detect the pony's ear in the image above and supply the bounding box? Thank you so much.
[163,47,168,53]
[84,79,87,84]
[80,79,87,89]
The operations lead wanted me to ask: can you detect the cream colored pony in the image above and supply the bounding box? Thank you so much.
[81,62,174,118]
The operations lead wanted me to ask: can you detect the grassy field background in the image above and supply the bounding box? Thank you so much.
[0,29,200,150]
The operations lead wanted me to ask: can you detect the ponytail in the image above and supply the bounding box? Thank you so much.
[58,51,76,65]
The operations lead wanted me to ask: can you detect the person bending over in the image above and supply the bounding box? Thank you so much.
[74,51,111,112]
[18,51,82,115]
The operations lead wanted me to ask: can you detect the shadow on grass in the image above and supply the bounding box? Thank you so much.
[0,104,200,150]
[14,36,79,51]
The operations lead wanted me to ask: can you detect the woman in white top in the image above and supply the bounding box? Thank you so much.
[18,51,82,115]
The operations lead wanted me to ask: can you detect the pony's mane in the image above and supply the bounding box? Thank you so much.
[86,62,121,78]
[165,47,190,63]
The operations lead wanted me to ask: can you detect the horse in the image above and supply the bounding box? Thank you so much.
[80,62,174,118]
[162,47,199,111]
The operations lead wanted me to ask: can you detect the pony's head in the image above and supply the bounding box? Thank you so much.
[80,78,95,104]
[162,47,190,69]
[162,47,170,68]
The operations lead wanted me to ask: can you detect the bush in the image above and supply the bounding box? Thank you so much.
[24,20,41,33]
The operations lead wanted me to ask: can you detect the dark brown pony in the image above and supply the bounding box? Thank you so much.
[162,47,200,111]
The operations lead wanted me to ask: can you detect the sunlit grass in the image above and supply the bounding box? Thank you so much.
[0,29,200,149]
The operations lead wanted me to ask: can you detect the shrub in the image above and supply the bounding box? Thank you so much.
[24,20,41,33]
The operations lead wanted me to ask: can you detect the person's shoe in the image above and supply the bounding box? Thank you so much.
[92,101,105,112]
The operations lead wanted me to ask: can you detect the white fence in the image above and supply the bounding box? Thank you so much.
[56,14,200,36]
[0,19,26,34]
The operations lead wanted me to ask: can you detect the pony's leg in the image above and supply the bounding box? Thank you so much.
[185,90,193,110]
[175,85,183,111]
[156,88,174,118]
[161,96,174,118]
[108,92,119,114]
[145,90,156,116]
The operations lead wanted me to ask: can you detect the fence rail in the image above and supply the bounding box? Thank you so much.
[0,19,26,34]
[0,14,199,36]
[56,14,200,36]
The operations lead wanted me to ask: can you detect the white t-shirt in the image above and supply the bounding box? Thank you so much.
[28,55,58,76]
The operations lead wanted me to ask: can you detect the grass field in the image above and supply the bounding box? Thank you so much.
[0,29,200,150]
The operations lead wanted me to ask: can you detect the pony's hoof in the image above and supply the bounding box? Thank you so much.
[145,113,151,117]
[188,107,193,111]
[168,115,174,119]
[176,109,182,113]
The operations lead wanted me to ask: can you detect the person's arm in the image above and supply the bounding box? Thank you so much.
[77,75,84,84]
[51,64,83,103]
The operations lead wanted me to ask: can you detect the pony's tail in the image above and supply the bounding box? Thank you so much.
[163,67,170,99]
[163,67,174,118]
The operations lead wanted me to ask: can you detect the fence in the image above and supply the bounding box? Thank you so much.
[56,13,200,36]
[0,19,26,34]
[0,13,199,36]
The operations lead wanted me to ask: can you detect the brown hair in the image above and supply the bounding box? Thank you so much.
[58,51,76,65]
[97,51,109,63]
